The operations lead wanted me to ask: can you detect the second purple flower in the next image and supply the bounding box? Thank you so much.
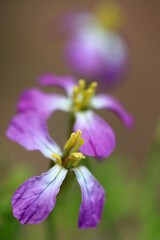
[17,74,134,158]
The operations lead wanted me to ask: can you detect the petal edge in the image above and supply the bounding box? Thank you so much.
[91,94,134,129]
[6,112,61,159]
[38,73,77,96]
[73,166,105,229]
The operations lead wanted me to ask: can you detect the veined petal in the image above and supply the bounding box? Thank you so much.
[6,112,61,160]
[73,166,105,229]
[17,88,71,120]
[12,164,68,224]
[38,73,77,96]
[91,94,134,128]
[74,111,116,158]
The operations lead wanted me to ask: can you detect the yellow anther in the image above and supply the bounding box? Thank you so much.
[89,81,98,89]
[62,131,85,168]
[69,152,86,161]
[83,82,98,106]
[70,138,85,154]
[69,152,86,167]
[78,79,86,90]
[64,133,76,150]
[83,89,93,106]
[64,130,82,150]
[74,130,82,144]
[52,154,62,165]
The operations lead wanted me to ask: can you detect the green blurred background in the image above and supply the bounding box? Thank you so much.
[0,0,160,239]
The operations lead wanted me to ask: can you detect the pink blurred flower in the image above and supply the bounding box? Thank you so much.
[61,4,129,87]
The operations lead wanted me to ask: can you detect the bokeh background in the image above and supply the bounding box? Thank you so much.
[0,1,160,240]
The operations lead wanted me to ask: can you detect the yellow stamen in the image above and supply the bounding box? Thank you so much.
[70,138,85,154]
[83,82,98,106]
[78,79,86,90]
[69,152,86,161]
[64,130,82,150]
[52,154,62,165]
[72,79,98,111]
[89,81,98,89]
[62,130,85,168]
[64,133,76,150]
[74,130,82,145]
[73,86,79,97]
[69,152,86,167]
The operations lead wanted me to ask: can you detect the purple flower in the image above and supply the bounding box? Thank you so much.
[17,75,134,158]
[6,112,105,228]
[60,4,129,87]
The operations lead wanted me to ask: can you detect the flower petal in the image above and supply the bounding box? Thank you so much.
[91,94,134,128]
[6,112,61,160]
[73,166,105,229]
[74,111,116,158]
[17,88,71,120]
[12,164,68,224]
[65,25,128,86]
[37,73,77,96]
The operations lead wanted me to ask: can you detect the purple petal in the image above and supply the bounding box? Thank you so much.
[6,112,61,159]
[17,88,71,120]
[37,73,77,96]
[12,164,67,224]
[73,166,105,229]
[65,28,128,86]
[91,94,134,128]
[74,111,116,158]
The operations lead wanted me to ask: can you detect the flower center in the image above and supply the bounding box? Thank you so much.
[72,79,98,112]
[52,130,85,169]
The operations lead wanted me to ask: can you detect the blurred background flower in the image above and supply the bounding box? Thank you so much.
[62,3,129,88]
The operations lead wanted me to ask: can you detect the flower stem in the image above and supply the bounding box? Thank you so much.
[68,113,75,136]
[46,113,75,239]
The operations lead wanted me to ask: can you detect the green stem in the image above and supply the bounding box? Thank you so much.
[68,113,75,136]
[46,114,76,239]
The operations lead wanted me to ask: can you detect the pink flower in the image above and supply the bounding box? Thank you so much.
[6,112,105,228]
[16,74,134,158]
